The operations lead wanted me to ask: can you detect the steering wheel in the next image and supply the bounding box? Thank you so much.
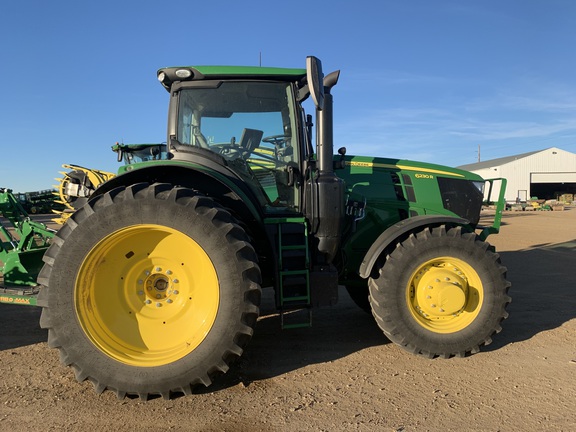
[262,135,290,148]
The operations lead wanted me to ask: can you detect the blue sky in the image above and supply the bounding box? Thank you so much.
[1,0,575,192]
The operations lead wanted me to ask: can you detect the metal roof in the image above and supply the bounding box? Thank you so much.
[458,148,553,170]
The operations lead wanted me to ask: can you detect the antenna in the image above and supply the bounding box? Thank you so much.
[477,144,481,162]
[259,51,262,67]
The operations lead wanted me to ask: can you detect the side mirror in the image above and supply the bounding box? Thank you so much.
[334,147,347,170]
[306,56,325,111]
[113,143,124,162]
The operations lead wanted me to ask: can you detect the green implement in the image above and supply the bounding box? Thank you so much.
[0,188,55,300]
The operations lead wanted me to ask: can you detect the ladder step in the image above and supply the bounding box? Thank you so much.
[280,272,309,305]
[280,308,312,329]
[281,296,309,304]
[282,294,308,301]
[266,217,311,319]
[280,270,308,276]
[281,245,306,250]
[282,255,306,268]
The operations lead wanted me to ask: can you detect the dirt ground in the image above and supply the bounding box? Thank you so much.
[1,209,575,431]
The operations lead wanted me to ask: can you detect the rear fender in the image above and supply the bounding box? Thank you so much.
[358,215,469,279]
[90,163,264,225]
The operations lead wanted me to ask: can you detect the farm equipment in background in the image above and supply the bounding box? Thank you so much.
[52,164,116,223]
[15,189,65,215]
[51,145,167,223]
[1,57,510,400]
[0,189,55,304]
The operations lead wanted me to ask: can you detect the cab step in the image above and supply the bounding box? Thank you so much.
[265,217,312,329]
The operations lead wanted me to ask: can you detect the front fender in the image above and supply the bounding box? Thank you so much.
[358,215,469,279]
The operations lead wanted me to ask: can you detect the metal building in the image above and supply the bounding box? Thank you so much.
[458,147,576,202]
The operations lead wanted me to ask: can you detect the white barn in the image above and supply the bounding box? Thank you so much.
[458,147,576,202]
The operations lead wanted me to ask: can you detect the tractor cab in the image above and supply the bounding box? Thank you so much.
[158,67,310,214]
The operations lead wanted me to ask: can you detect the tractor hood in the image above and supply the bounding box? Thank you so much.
[343,155,483,181]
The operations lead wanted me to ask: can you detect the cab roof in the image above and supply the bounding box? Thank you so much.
[157,65,307,91]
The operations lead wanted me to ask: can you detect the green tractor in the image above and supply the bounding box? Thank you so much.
[31,57,510,399]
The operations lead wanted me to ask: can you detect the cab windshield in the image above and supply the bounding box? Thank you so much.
[177,81,300,210]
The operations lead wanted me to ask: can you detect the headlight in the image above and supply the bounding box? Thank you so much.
[175,69,192,79]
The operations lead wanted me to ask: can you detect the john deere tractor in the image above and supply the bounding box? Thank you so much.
[20,57,510,399]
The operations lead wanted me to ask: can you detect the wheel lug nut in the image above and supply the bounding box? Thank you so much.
[156,294,161,299]
[166,270,172,275]
[138,290,144,295]
[173,290,179,295]
[138,279,143,285]
[173,279,179,284]
[156,303,162,307]
[156,267,162,272]
[145,299,151,304]
[167,299,173,304]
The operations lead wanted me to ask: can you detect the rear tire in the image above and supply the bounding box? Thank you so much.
[368,225,511,358]
[37,183,261,399]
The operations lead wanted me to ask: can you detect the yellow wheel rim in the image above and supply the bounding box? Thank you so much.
[75,224,219,366]
[406,257,483,333]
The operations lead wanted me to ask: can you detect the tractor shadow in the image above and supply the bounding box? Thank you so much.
[484,238,576,352]
[0,303,46,350]
[211,238,576,391]
[201,285,387,392]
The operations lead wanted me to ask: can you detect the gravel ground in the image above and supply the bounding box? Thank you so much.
[1,208,575,431]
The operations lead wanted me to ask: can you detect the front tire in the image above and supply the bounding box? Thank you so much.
[345,282,371,313]
[37,183,261,399]
[368,225,511,358]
